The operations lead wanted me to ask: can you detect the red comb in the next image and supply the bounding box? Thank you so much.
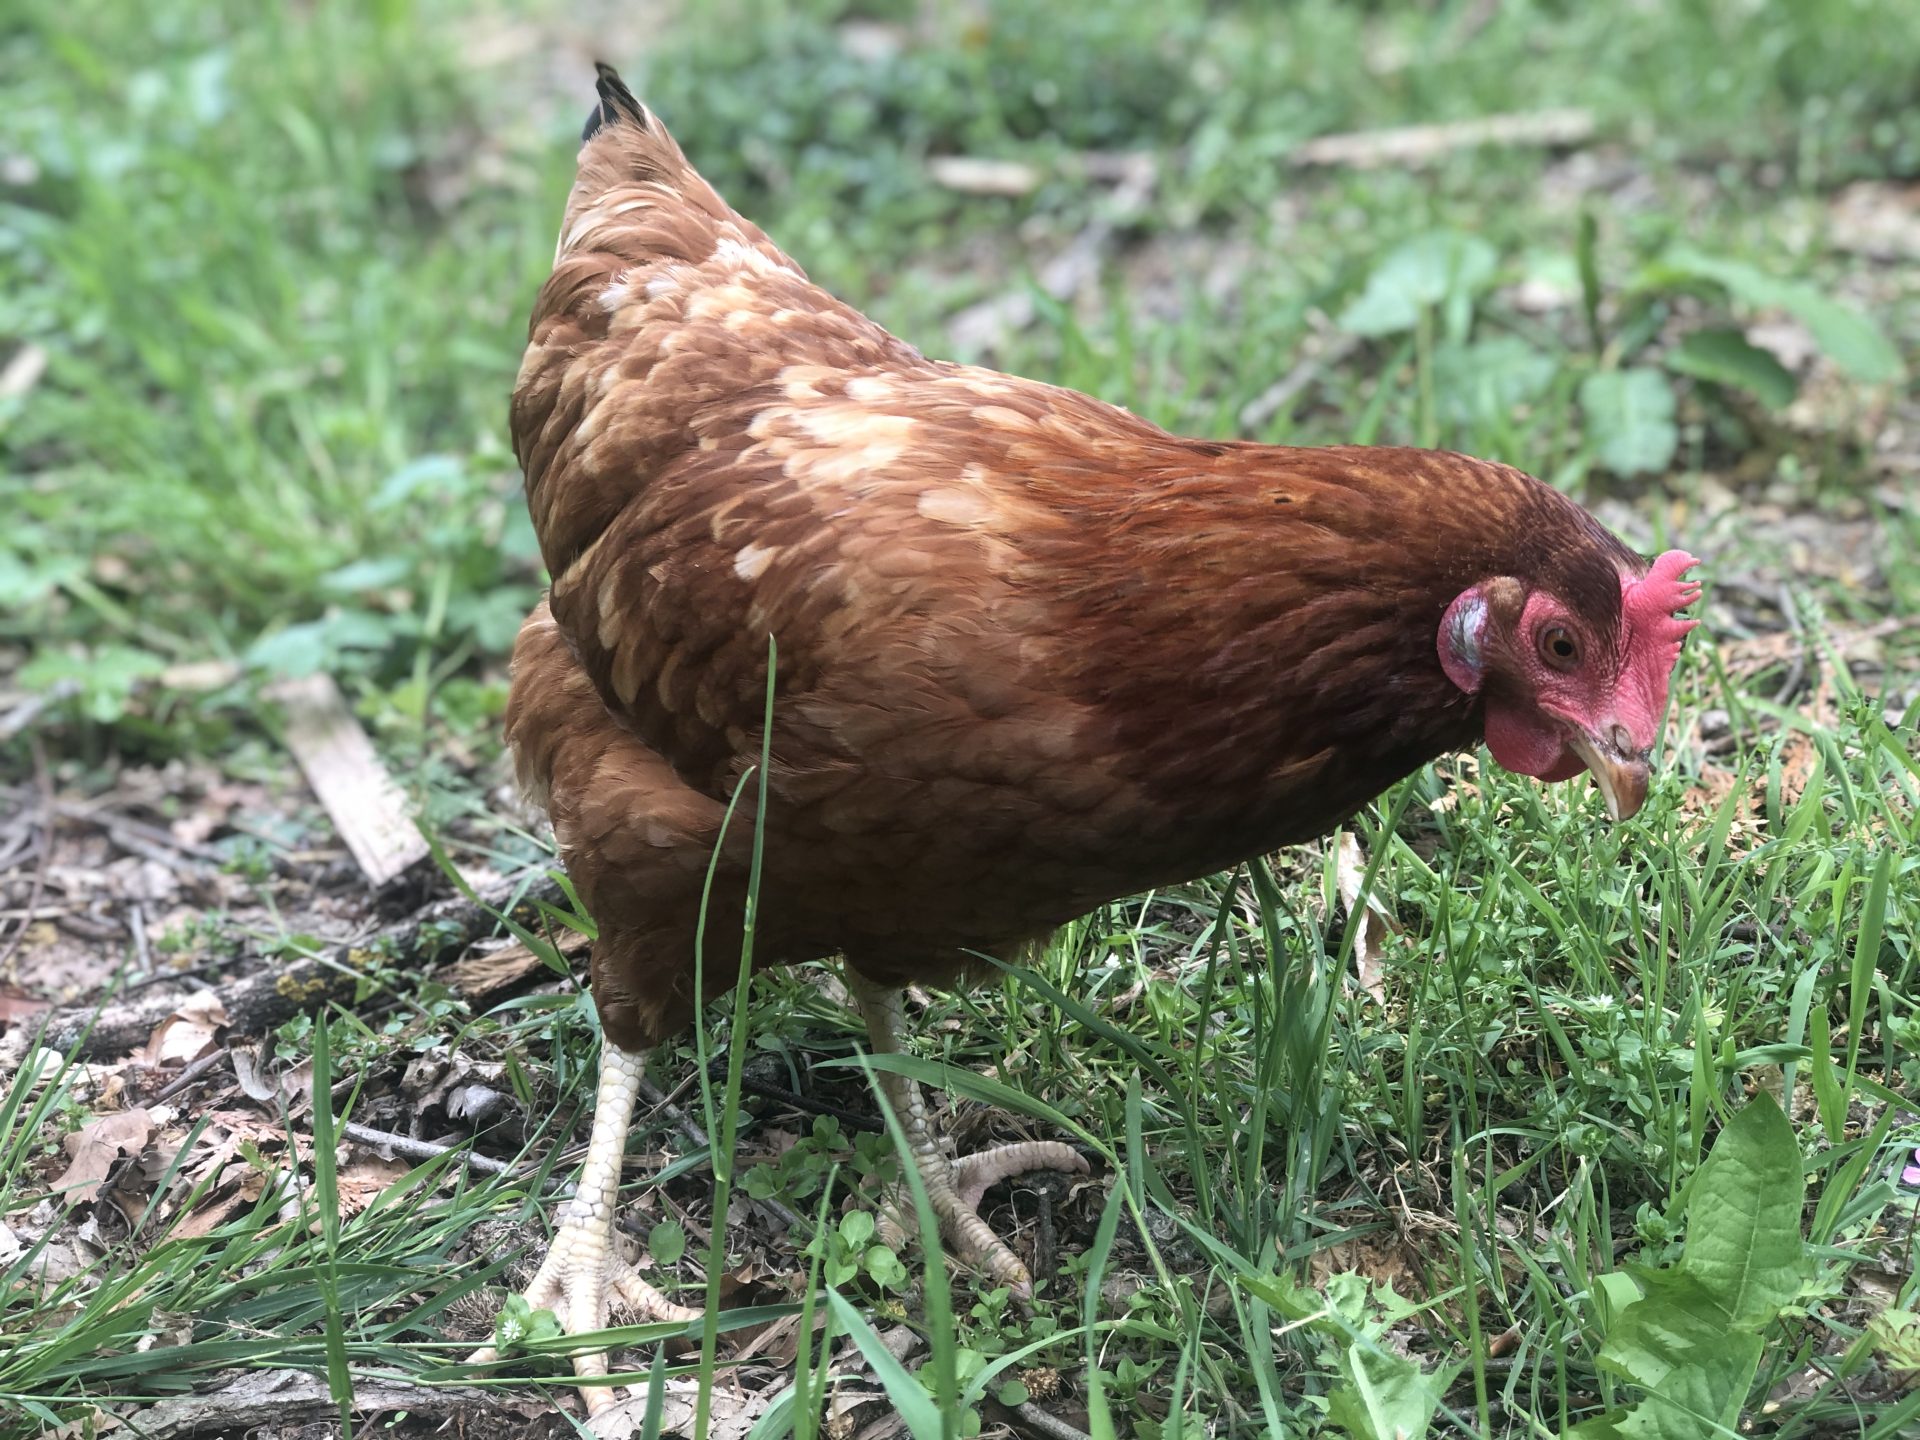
[1612,550,1701,746]
[1622,550,1702,649]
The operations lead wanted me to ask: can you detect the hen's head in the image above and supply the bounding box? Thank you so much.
[1436,549,1701,821]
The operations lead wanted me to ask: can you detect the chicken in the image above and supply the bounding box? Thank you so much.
[476,67,1700,1408]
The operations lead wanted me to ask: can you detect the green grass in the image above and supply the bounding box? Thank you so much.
[3,0,1918,1435]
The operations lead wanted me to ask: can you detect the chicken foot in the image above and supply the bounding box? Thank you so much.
[850,975,1090,1300]
[467,1042,698,1415]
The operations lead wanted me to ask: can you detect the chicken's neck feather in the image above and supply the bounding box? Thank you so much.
[1019,442,1634,846]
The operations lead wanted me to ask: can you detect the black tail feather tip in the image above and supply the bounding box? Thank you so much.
[582,62,646,142]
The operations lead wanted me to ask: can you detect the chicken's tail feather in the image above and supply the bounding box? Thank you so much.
[583,62,650,142]
[554,60,799,300]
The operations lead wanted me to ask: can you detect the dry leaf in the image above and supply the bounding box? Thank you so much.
[1307,1230,1425,1295]
[40,1409,119,1440]
[391,1049,513,1143]
[0,982,50,1027]
[1829,180,1920,260]
[53,1108,154,1205]
[439,937,569,997]
[139,989,230,1067]
[588,1375,774,1439]
[334,1155,411,1217]
[171,1162,272,1241]
[230,1044,278,1103]
[1334,829,1399,1004]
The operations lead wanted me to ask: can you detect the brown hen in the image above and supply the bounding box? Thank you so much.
[480,67,1700,1408]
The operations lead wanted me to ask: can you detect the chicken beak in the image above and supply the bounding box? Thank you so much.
[1566,727,1651,823]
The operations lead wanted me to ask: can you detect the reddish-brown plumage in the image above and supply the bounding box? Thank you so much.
[506,78,1688,1052]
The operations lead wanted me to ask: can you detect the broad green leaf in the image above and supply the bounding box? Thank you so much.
[371,453,467,509]
[0,548,83,608]
[1660,247,1903,383]
[1325,1341,1457,1440]
[246,609,395,677]
[20,642,168,722]
[1574,1271,1762,1439]
[1665,328,1796,411]
[1579,368,1677,476]
[1435,336,1557,425]
[1598,1270,1750,1395]
[647,1219,685,1266]
[1338,232,1498,338]
[1595,1270,1646,1329]
[1572,1100,1806,1438]
[320,555,414,595]
[1681,1093,1805,1327]
[864,1245,909,1290]
[1870,1308,1920,1380]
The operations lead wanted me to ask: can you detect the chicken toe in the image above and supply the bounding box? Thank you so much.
[879,1137,1090,1299]
[852,975,1091,1299]
[467,1042,698,1414]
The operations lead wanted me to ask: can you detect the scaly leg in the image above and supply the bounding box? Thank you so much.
[467,1042,698,1415]
[850,975,1090,1300]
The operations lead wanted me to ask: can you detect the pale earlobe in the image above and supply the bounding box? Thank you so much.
[1438,588,1489,693]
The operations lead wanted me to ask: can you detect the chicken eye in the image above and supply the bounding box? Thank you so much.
[1539,625,1581,669]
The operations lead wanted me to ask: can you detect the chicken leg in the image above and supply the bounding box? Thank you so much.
[849,975,1089,1300]
[467,1042,698,1415]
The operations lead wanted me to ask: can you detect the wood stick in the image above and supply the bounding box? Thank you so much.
[272,673,430,886]
[1290,108,1595,169]
[1011,1402,1095,1440]
[107,1368,547,1437]
[342,1120,522,1179]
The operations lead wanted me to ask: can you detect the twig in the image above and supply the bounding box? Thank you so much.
[342,1120,522,1179]
[639,1075,805,1231]
[119,955,231,994]
[150,1049,230,1103]
[1011,1402,1095,1440]
[129,902,153,976]
[0,680,76,743]
[1290,108,1595,169]
[56,910,123,943]
[927,155,1041,197]
[699,1053,882,1131]
[946,152,1157,354]
[108,1368,545,1438]
[0,904,66,925]
[0,737,53,973]
[0,819,39,873]
[52,799,227,861]
[1033,1179,1058,1291]
[1238,330,1362,432]
[735,1072,880,1129]
[53,798,239,876]
[18,872,564,1061]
